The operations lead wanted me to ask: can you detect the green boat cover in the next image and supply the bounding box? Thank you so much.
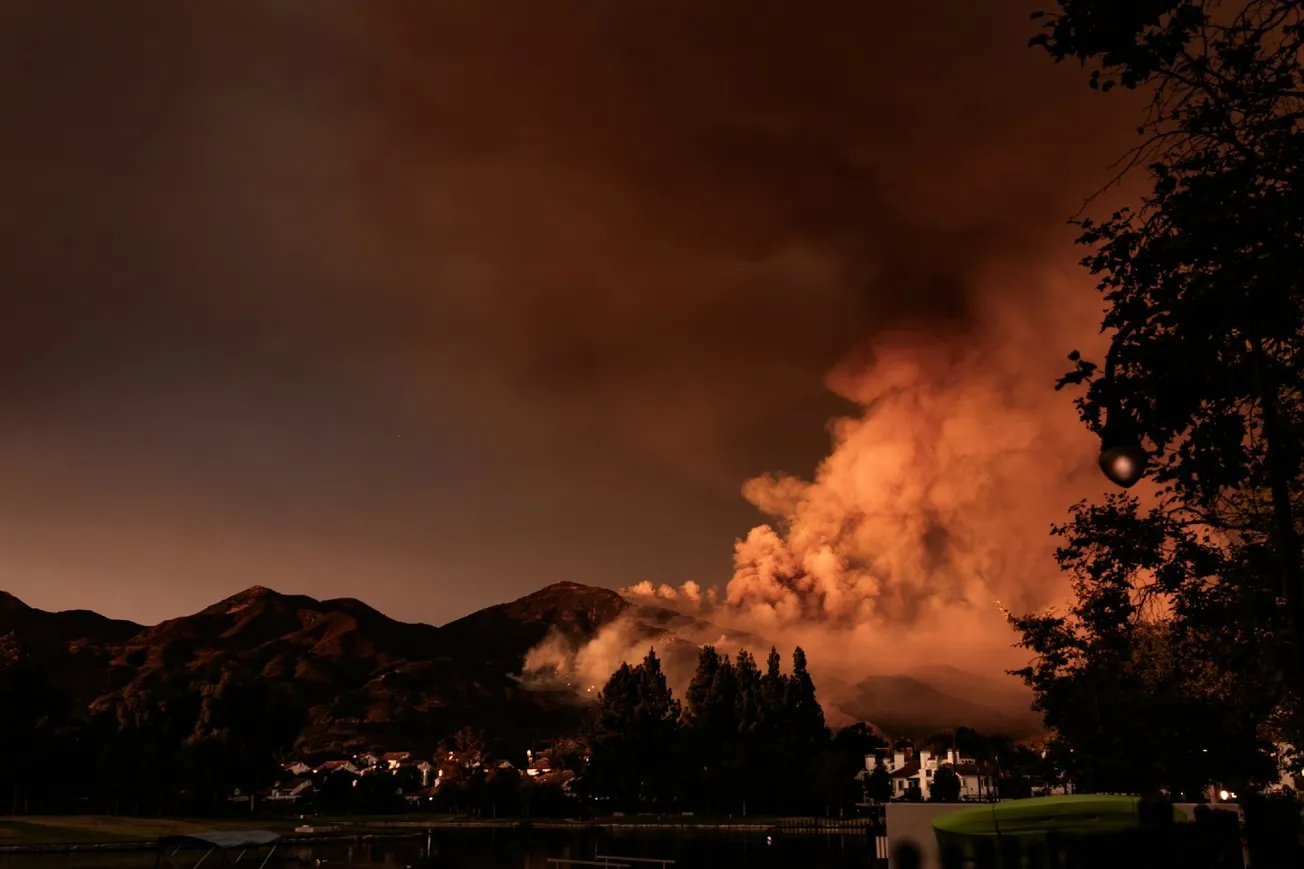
[931,795,1187,858]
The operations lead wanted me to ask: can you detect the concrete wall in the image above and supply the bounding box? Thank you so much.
[884,802,1240,869]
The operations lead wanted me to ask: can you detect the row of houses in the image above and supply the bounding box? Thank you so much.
[855,746,1001,802]
[244,746,573,806]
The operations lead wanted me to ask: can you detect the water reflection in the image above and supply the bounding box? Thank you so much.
[0,828,875,869]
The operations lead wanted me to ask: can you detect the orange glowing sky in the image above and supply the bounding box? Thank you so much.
[0,0,1140,633]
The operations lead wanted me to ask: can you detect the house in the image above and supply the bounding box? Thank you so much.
[526,755,552,778]
[355,753,382,770]
[862,747,998,802]
[317,759,361,776]
[404,759,435,787]
[381,751,411,770]
[283,761,312,777]
[264,778,314,802]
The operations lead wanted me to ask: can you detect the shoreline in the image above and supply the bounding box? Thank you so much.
[0,816,879,854]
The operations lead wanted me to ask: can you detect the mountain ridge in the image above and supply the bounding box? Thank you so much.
[0,582,1043,751]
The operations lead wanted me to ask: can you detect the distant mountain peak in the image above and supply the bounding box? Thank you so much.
[0,590,32,611]
[236,585,281,598]
[206,585,292,617]
[538,581,612,594]
[509,582,627,611]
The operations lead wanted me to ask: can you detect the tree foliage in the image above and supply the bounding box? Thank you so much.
[583,650,682,809]
[931,764,963,802]
[1012,0,1304,795]
[582,645,865,814]
[865,759,893,804]
[0,653,307,815]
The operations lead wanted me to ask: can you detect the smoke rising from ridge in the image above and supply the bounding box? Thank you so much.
[550,266,1117,698]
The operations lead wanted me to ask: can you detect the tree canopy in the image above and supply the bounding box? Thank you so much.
[1012,0,1304,795]
[581,645,870,814]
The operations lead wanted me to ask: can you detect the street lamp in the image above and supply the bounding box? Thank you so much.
[1097,415,1148,489]
[1094,340,1150,489]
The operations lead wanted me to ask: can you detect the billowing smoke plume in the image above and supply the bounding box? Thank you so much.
[726,309,1103,630]
[588,267,1116,696]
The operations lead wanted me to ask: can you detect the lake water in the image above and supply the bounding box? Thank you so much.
[0,829,880,869]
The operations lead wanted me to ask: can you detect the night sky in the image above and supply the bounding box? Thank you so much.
[1,0,1138,640]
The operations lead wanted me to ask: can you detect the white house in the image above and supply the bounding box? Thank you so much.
[265,778,314,802]
[861,747,998,802]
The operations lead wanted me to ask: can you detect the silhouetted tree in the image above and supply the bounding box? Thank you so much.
[866,759,894,804]
[761,646,788,731]
[1010,497,1280,796]
[827,722,887,810]
[931,764,962,802]
[0,657,71,813]
[682,646,741,810]
[1026,0,1304,778]
[584,650,681,809]
[484,765,521,818]
[785,647,826,747]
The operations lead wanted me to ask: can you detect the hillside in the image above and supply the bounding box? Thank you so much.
[828,673,1042,739]
[1,582,1044,758]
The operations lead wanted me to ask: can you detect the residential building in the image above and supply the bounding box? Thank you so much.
[264,778,314,802]
[318,759,361,776]
[860,746,997,802]
[381,751,411,770]
[408,759,435,787]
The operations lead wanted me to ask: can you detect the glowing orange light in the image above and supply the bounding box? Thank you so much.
[1098,445,1148,488]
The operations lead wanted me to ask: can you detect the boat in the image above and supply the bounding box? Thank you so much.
[931,794,1188,860]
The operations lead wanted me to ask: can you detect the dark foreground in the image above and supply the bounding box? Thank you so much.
[0,828,875,869]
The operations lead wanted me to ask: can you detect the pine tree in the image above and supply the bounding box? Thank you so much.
[732,650,765,811]
[683,646,721,728]
[780,647,830,813]
[785,646,826,745]
[632,649,682,807]
[733,650,763,735]
[584,663,641,806]
[761,646,788,731]
[683,646,739,810]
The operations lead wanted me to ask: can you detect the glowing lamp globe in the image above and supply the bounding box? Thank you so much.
[1098,444,1148,488]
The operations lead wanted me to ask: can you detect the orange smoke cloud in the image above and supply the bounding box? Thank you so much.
[616,263,1115,682]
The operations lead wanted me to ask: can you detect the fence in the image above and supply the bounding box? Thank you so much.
[769,814,885,837]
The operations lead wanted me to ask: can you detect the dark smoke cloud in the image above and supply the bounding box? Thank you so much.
[1,0,1137,649]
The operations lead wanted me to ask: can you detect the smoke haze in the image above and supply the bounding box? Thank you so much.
[2,0,1140,689]
[537,266,1117,706]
